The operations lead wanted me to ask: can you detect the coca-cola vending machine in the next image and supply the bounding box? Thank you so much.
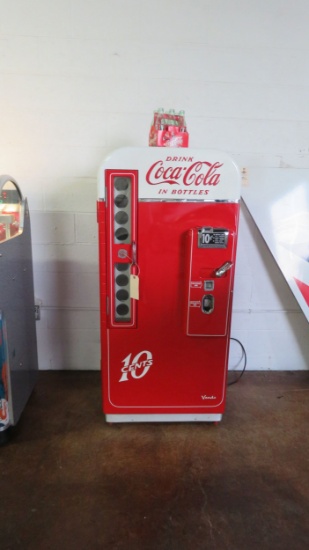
[97,148,241,422]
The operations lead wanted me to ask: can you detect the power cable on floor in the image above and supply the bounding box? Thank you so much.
[228,338,247,386]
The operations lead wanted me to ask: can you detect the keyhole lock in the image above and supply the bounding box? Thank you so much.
[202,294,214,314]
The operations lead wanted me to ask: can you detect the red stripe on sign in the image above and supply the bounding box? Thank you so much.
[294,278,309,307]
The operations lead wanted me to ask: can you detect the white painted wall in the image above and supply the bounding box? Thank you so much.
[0,0,308,370]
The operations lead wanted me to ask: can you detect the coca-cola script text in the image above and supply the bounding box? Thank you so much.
[146,161,223,187]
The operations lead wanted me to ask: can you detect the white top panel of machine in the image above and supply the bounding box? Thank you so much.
[242,168,309,322]
[98,148,241,202]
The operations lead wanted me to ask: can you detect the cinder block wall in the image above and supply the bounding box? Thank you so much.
[0,0,308,370]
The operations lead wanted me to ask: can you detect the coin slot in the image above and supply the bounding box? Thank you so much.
[204,280,214,291]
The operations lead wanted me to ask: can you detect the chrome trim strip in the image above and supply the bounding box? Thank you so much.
[138,199,240,203]
[105,413,222,423]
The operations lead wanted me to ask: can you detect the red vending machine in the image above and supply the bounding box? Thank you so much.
[97,148,241,422]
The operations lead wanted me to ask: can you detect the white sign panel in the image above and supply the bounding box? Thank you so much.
[98,147,241,202]
[242,168,309,322]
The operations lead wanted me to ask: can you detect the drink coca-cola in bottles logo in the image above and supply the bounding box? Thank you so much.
[146,155,223,197]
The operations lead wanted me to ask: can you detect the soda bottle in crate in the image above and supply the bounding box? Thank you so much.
[149,108,164,147]
[149,108,189,147]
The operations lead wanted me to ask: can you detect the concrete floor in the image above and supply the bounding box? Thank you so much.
[0,371,308,550]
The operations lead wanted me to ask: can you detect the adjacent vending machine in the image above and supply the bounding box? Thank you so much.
[0,175,38,444]
[97,148,241,422]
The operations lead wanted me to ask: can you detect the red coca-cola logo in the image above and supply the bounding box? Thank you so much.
[146,160,223,186]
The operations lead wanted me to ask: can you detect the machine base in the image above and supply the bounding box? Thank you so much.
[106,413,222,423]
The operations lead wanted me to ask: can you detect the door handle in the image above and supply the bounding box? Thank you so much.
[215,261,233,277]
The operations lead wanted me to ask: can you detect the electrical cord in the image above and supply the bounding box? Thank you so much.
[228,337,247,386]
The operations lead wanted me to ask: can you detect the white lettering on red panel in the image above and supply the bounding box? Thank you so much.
[119,350,153,382]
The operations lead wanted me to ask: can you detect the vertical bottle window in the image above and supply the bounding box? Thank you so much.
[114,177,131,244]
[113,176,132,322]
[114,263,131,321]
